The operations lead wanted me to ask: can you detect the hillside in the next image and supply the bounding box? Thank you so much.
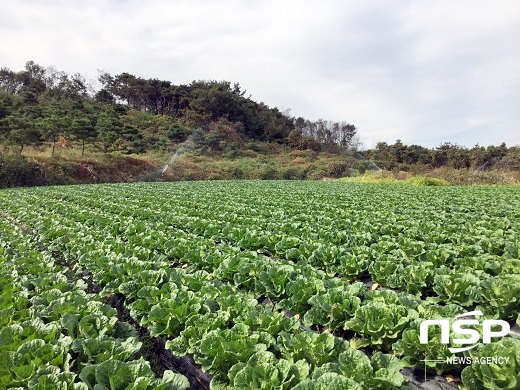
[2,146,519,189]
[1,61,519,188]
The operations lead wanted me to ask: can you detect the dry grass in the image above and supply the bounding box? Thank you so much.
[3,143,519,187]
[339,168,520,186]
[289,157,308,166]
[426,167,520,185]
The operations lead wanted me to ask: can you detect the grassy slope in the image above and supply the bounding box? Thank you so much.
[1,143,519,188]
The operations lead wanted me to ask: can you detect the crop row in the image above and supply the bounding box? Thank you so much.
[0,215,189,389]
[1,181,520,389]
[1,188,418,388]
[8,183,519,319]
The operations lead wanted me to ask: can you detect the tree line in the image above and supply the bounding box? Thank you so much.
[364,140,519,171]
[1,61,517,172]
[0,61,357,156]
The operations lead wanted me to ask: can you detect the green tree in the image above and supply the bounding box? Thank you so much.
[339,122,357,148]
[120,124,145,154]
[0,91,14,119]
[71,116,97,157]
[0,67,21,94]
[18,61,47,105]
[95,107,123,152]
[287,128,305,150]
[6,114,41,154]
[204,117,244,154]
[190,128,207,150]
[37,101,72,156]
[37,115,66,156]
[119,109,173,150]
[167,123,187,143]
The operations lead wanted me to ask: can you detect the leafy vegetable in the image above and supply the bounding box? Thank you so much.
[432,268,484,307]
[225,351,309,389]
[461,337,520,390]
[2,180,520,390]
[292,372,363,390]
[72,336,142,366]
[79,358,189,390]
[310,347,373,384]
[477,274,520,319]
[303,287,361,332]
[276,331,349,367]
[194,323,269,378]
[344,302,418,349]
[278,277,325,313]
[148,290,203,337]
[166,311,231,355]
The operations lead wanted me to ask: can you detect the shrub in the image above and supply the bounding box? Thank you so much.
[281,166,307,180]
[407,176,450,186]
[0,153,38,188]
[289,157,307,166]
[328,162,349,178]
[245,141,282,155]
[260,166,280,180]
[288,149,317,160]
[228,167,245,179]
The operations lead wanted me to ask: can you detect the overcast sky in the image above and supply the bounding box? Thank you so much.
[1,0,519,148]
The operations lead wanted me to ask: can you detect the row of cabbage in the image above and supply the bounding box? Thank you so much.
[0,188,418,389]
[32,182,520,320]
[1,181,519,389]
[0,216,189,389]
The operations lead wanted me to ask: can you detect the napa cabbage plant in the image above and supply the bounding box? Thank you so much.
[211,351,310,389]
[461,337,520,390]
[344,302,419,350]
[303,286,362,332]
[79,358,189,390]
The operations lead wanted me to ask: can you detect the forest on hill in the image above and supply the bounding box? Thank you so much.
[0,61,519,188]
[0,61,356,156]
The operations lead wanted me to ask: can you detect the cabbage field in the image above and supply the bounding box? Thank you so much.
[1,181,519,389]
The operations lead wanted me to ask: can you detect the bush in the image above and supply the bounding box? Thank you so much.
[228,167,245,179]
[358,161,369,174]
[494,149,520,170]
[260,166,280,180]
[328,162,349,178]
[288,149,317,160]
[407,176,450,186]
[339,175,401,184]
[289,157,307,166]
[0,154,38,188]
[281,166,307,180]
[245,141,282,155]
[426,167,518,185]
